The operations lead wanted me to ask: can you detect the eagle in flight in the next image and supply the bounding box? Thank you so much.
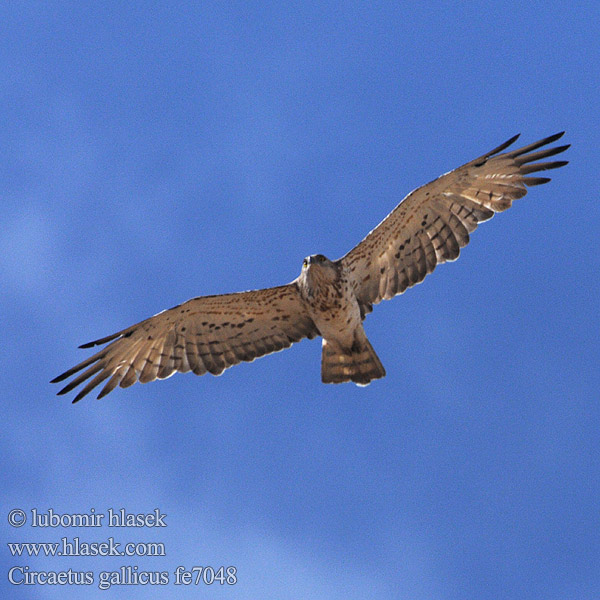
[53,132,569,402]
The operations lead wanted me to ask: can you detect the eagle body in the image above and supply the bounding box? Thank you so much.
[297,254,385,385]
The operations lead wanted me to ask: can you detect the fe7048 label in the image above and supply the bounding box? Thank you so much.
[174,566,237,586]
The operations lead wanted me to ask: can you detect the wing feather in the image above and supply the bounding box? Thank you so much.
[52,284,317,402]
[339,133,569,310]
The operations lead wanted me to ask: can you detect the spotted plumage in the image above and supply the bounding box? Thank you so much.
[52,132,569,401]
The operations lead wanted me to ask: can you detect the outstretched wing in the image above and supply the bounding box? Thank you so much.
[52,284,317,402]
[339,132,569,311]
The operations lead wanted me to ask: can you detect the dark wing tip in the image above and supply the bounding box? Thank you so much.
[511,132,569,159]
[536,131,565,146]
[490,133,521,155]
[550,160,569,169]
[523,176,552,186]
[79,327,132,349]
[72,391,87,404]
[96,386,112,401]
[55,379,82,396]
[473,133,520,166]
[540,131,566,148]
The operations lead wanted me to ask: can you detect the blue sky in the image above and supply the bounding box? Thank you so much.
[2,2,599,599]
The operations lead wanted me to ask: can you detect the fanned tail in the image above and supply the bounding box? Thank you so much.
[321,331,386,386]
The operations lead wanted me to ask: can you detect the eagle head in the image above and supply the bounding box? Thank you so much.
[298,254,341,297]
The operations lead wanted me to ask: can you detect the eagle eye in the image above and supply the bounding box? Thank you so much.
[302,258,308,268]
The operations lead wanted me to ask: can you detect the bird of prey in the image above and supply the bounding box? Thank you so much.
[52,132,569,402]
